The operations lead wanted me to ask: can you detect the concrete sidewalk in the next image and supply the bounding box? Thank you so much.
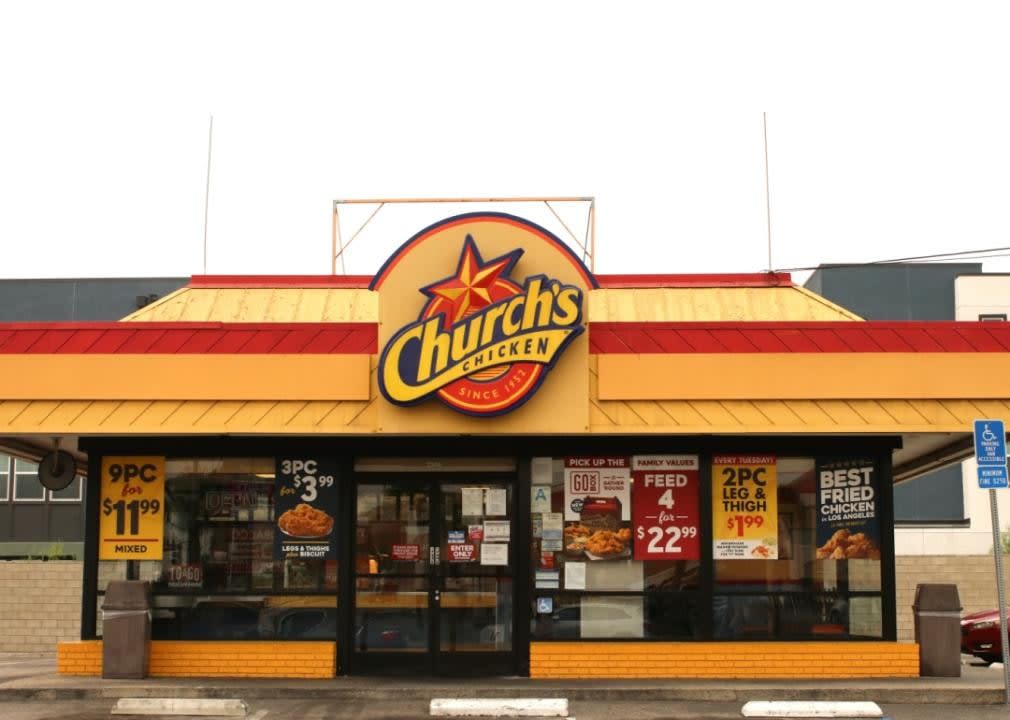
[1,655,1006,705]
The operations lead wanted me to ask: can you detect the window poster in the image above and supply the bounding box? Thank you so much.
[712,455,778,559]
[563,457,632,561]
[485,488,507,516]
[631,455,701,561]
[99,456,166,560]
[274,457,339,562]
[815,458,881,561]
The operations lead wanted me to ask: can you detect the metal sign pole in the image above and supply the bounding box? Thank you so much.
[989,488,1010,705]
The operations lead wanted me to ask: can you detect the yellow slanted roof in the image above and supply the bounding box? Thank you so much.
[125,277,855,324]
[587,286,861,322]
[123,286,378,322]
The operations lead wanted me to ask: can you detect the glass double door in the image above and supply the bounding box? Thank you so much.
[351,475,516,675]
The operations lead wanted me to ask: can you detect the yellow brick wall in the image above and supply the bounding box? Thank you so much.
[56,640,102,676]
[57,640,336,678]
[60,639,917,679]
[529,641,920,679]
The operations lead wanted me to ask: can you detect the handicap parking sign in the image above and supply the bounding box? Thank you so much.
[975,419,1008,489]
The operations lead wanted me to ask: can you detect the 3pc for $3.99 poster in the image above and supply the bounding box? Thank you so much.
[712,455,778,559]
[274,457,339,562]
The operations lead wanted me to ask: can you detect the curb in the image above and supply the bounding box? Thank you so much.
[0,685,1004,705]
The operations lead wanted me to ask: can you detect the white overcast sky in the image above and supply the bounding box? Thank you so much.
[2,1,1009,282]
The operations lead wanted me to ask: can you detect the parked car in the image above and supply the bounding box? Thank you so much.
[961,609,1007,664]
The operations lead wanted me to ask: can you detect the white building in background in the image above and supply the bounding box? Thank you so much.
[806,266,1010,557]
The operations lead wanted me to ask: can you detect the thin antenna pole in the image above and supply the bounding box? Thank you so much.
[763,112,773,272]
[202,115,214,274]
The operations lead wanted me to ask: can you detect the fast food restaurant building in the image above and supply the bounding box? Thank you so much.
[9,211,1010,680]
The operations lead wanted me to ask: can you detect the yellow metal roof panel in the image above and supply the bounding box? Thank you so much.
[587,286,861,322]
[122,287,379,322]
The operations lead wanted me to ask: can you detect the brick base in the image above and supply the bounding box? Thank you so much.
[57,640,336,678]
[529,641,920,678]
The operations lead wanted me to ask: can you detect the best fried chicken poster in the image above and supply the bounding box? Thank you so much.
[274,457,339,562]
[815,458,881,561]
[563,457,632,561]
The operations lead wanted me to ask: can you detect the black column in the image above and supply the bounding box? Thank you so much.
[80,447,101,639]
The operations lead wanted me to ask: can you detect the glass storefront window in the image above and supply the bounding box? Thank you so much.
[529,457,702,641]
[531,453,885,642]
[531,593,702,640]
[713,457,883,639]
[96,456,340,641]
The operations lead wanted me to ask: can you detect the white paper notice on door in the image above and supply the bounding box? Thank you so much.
[461,488,484,517]
[483,520,510,541]
[564,561,586,590]
[485,488,507,516]
[481,542,508,566]
[532,457,553,485]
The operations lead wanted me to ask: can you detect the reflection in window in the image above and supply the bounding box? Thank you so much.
[50,476,83,502]
[94,457,344,641]
[13,458,43,501]
[0,453,8,500]
[713,457,883,639]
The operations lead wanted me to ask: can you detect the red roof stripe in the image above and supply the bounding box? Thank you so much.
[0,320,1008,356]
[677,329,729,352]
[708,329,760,353]
[745,329,792,352]
[203,330,258,354]
[55,329,108,353]
[955,326,1009,352]
[0,329,47,353]
[146,329,198,354]
[589,322,1010,353]
[0,323,377,354]
[771,328,821,352]
[24,329,77,353]
[85,329,134,353]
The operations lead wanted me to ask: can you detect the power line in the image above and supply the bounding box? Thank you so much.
[775,245,1010,273]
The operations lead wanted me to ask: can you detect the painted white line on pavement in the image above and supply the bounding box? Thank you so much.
[110,698,248,717]
[741,700,883,718]
[430,698,568,717]
[246,710,269,720]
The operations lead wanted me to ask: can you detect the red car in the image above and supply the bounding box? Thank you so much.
[961,609,1009,664]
